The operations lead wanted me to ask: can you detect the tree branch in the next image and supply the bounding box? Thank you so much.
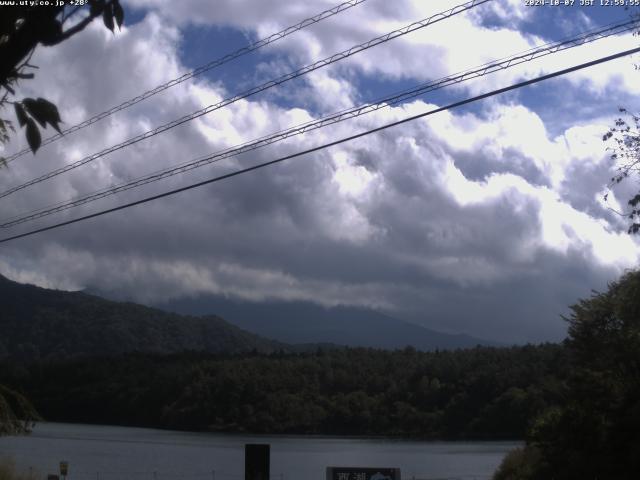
[56,9,102,43]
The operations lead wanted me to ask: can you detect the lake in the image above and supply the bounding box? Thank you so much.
[0,423,520,480]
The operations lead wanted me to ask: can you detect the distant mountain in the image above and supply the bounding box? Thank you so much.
[152,294,497,350]
[0,274,284,362]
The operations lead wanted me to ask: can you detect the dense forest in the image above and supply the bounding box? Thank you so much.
[0,344,566,439]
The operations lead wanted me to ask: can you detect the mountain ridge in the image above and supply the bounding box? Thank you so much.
[0,274,284,361]
[152,293,499,350]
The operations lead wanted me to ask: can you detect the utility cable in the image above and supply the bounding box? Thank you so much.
[1,18,635,229]
[3,0,370,164]
[1,45,638,245]
[0,0,492,200]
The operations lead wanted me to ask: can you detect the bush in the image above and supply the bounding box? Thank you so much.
[493,446,544,480]
[0,458,38,480]
[0,385,40,435]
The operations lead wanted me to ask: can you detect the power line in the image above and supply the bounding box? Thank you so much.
[3,0,370,164]
[1,45,638,245]
[0,0,492,200]
[1,18,635,229]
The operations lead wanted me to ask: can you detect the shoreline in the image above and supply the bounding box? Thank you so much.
[26,421,525,443]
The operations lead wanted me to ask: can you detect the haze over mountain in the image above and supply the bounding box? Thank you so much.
[152,294,498,350]
[0,274,283,362]
[0,272,496,362]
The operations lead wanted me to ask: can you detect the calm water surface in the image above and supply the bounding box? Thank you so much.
[0,423,520,480]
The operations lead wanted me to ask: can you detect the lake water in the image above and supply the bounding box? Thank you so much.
[0,423,520,480]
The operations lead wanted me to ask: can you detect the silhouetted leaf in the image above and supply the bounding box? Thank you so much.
[22,98,46,128]
[21,97,62,133]
[25,118,41,153]
[89,0,105,17]
[113,0,124,29]
[103,4,114,32]
[14,103,28,127]
[35,97,62,133]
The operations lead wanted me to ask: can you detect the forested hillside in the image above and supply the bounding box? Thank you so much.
[0,274,283,360]
[0,344,566,438]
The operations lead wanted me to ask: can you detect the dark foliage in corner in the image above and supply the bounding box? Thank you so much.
[0,0,124,160]
[495,269,640,479]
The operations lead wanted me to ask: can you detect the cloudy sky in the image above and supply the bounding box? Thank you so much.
[1,0,640,343]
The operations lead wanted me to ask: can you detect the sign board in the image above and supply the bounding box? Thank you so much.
[59,462,68,476]
[326,467,401,480]
[245,444,270,480]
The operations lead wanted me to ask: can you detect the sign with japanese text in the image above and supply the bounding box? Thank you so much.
[326,467,400,480]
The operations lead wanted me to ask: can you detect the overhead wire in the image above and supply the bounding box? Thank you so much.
[1,45,639,245]
[0,0,492,200]
[1,18,636,229]
[3,0,371,164]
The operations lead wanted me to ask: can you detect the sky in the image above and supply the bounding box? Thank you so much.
[1,0,640,343]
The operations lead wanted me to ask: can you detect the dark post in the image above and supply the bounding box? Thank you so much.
[245,443,270,480]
